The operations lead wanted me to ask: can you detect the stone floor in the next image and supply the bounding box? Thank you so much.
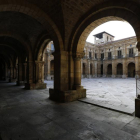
[46,78,136,114]
[0,81,140,140]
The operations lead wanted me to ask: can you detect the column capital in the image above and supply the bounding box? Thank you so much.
[74,52,85,60]
[35,61,45,64]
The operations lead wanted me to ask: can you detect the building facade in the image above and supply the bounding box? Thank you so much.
[44,32,139,80]
[82,32,139,78]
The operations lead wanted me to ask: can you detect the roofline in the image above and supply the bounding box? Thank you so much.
[93,31,115,37]
[94,36,136,46]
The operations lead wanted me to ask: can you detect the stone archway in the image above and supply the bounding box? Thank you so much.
[83,63,86,76]
[117,63,123,77]
[107,64,112,77]
[66,2,140,104]
[101,64,103,76]
[90,63,92,75]
[128,63,135,77]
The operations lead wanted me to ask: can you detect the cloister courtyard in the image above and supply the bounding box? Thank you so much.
[46,78,136,114]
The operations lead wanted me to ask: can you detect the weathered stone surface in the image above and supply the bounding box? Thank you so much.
[0,82,140,140]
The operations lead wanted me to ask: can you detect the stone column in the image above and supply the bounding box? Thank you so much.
[25,61,35,89]
[74,56,82,89]
[81,60,83,78]
[17,63,24,86]
[5,64,8,81]
[35,61,46,89]
[87,60,90,78]
[94,62,97,77]
[135,56,140,78]
[47,54,51,80]
[92,62,94,77]
[49,51,86,102]
[24,63,27,82]
[124,44,127,57]
[97,61,101,77]
[9,66,13,82]
[112,60,116,78]
[122,59,127,78]
[103,62,107,77]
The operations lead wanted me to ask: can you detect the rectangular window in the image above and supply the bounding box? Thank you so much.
[108,52,111,59]
[89,52,92,58]
[101,53,104,60]
[95,53,97,59]
[129,48,133,57]
[118,50,122,58]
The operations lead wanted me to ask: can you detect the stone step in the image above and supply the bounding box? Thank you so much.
[78,98,135,116]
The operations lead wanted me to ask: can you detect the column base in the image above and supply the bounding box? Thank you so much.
[45,75,53,80]
[122,75,127,78]
[112,75,116,78]
[87,75,92,78]
[93,75,97,78]
[25,83,46,89]
[135,96,140,118]
[9,78,17,83]
[35,83,46,89]
[16,81,25,86]
[49,88,86,102]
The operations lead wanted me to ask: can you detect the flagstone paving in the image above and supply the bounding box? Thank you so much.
[0,80,139,140]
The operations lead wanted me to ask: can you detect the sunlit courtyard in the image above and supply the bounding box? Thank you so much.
[45,78,136,114]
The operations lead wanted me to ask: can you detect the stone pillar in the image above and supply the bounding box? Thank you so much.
[5,64,8,81]
[87,60,90,78]
[94,62,97,77]
[17,63,24,86]
[24,63,27,82]
[122,59,127,78]
[135,95,140,118]
[9,66,13,82]
[49,51,86,102]
[103,61,107,77]
[74,56,82,89]
[135,56,140,78]
[112,60,116,78]
[81,60,83,78]
[92,62,94,77]
[46,54,51,80]
[25,61,35,89]
[97,62,101,77]
[49,51,69,101]
[35,61,46,89]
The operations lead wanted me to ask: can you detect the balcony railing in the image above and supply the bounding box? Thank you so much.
[117,55,123,59]
[127,53,135,57]
[108,57,112,60]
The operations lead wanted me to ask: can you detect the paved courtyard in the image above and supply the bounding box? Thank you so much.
[46,78,136,114]
[0,81,140,140]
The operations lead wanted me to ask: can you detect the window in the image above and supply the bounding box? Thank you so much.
[129,48,133,57]
[118,50,122,58]
[101,53,104,60]
[89,52,92,58]
[108,52,112,59]
[95,53,97,59]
